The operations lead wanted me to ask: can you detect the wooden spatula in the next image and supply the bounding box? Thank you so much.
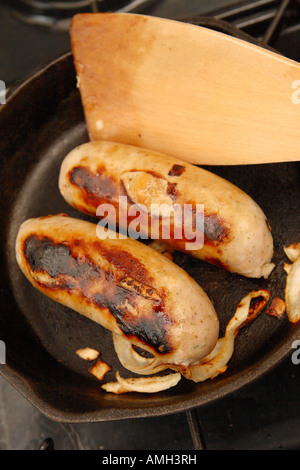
[70,13,300,165]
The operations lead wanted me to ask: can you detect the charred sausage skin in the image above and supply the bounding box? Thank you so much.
[59,141,274,278]
[16,215,219,367]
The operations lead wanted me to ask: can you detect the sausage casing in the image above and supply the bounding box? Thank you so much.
[59,141,274,278]
[15,214,219,367]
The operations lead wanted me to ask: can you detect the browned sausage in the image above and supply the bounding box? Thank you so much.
[16,214,219,367]
[59,141,275,278]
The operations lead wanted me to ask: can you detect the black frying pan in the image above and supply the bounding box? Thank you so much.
[0,17,299,423]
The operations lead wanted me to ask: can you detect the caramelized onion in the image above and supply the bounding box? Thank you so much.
[285,256,300,324]
[102,371,181,394]
[182,290,270,382]
[284,243,300,263]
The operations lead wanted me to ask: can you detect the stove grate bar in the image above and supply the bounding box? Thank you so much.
[186,409,207,451]
[263,0,290,43]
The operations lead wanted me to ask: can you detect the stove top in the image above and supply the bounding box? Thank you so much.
[1,0,300,450]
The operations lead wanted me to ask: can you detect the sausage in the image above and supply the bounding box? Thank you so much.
[15,214,219,367]
[59,141,275,278]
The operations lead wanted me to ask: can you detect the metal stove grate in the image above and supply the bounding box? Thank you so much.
[3,0,159,29]
[213,0,300,45]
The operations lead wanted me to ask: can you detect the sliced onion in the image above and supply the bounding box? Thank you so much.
[101,381,127,394]
[284,263,292,275]
[182,289,270,383]
[265,297,286,319]
[102,371,181,394]
[89,360,112,381]
[112,333,169,375]
[284,243,300,263]
[285,256,300,323]
[76,347,100,361]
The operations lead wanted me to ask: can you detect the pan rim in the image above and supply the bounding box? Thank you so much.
[0,342,294,423]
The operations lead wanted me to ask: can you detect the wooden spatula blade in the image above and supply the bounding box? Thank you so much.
[70,13,300,165]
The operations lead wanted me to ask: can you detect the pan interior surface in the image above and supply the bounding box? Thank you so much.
[0,38,300,422]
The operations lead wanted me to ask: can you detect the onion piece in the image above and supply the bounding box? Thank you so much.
[101,381,127,394]
[265,297,286,319]
[285,256,300,323]
[76,347,100,361]
[112,333,169,375]
[182,289,270,383]
[284,243,300,263]
[102,371,181,394]
[284,263,292,275]
[89,360,112,381]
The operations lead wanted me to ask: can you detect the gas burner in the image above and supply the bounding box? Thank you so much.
[3,0,158,29]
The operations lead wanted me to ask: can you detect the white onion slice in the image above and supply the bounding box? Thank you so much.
[284,263,292,275]
[182,289,270,383]
[285,256,300,323]
[76,347,100,361]
[89,360,112,381]
[101,381,127,394]
[112,333,169,375]
[284,243,300,263]
[102,371,181,394]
